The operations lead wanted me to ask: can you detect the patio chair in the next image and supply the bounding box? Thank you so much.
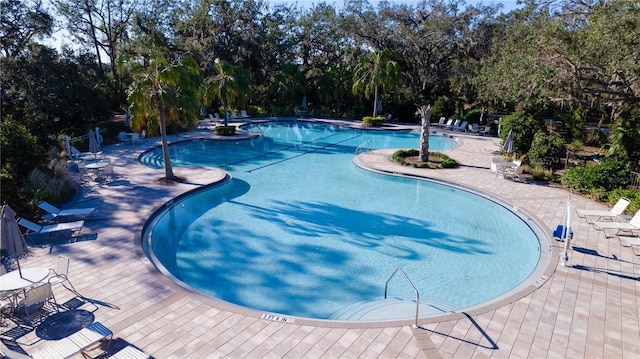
[592,210,640,237]
[18,218,84,241]
[21,282,57,323]
[442,118,454,129]
[437,117,446,127]
[576,197,631,224]
[38,201,96,221]
[241,110,252,119]
[48,256,77,293]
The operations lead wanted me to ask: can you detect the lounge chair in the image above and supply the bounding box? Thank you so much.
[576,197,630,224]
[241,110,251,119]
[592,210,640,237]
[31,322,113,359]
[453,121,468,132]
[468,123,481,134]
[38,201,96,221]
[619,235,640,255]
[109,345,151,359]
[18,218,84,241]
[437,117,446,127]
[442,118,454,129]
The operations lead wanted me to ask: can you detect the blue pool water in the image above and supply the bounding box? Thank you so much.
[142,121,542,321]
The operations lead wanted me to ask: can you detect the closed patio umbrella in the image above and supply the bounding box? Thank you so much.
[1,204,28,277]
[301,96,307,109]
[89,130,100,155]
[503,129,514,154]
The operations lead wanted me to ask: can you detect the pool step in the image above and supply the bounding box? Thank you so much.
[328,297,455,321]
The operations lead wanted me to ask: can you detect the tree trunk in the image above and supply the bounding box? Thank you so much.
[418,105,432,162]
[158,108,176,181]
[373,85,379,117]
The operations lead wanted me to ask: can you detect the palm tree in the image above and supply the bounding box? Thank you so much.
[202,58,251,126]
[416,105,432,162]
[352,49,403,118]
[125,43,201,181]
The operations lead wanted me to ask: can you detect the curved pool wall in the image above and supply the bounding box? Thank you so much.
[139,121,554,324]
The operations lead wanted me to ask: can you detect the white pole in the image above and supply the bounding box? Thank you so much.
[561,196,572,266]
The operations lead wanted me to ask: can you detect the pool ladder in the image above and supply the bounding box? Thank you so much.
[355,140,373,154]
[385,267,420,328]
[248,124,264,136]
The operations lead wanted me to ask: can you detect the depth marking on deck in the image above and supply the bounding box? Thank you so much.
[533,275,548,287]
[261,313,294,323]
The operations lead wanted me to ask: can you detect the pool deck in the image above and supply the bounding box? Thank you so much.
[3,119,639,358]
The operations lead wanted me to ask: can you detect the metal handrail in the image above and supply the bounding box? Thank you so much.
[384,267,420,328]
[355,140,373,154]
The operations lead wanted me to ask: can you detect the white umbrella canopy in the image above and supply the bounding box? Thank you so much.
[1,204,28,276]
[89,130,100,155]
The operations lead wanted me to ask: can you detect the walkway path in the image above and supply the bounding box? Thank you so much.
[4,122,639,358]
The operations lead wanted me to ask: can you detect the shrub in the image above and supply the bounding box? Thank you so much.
[528,132,565,170]
[215,126,236,136]
[561,158,630,198]
[362,116,385,126]
[499,111,546,155]
[392,149,457,168]
[431,96,455,119]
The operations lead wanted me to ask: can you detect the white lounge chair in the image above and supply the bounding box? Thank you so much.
[576,197,631,224]
[592,210,640,237]
[31,322,113,359]
[18,218,84,241]
[109,345,151,359]
[241,110,251,119]
[453,121,468,132]
[437,117,446,127]
[38,201,96,221]
[619,235,640,255]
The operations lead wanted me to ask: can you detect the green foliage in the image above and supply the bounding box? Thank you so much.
[431,96,455,119]
[463,108,483,123]
[528,132,565,170]
[27,166,76,204]
[352,49,403,117]
[0,116,45,180]
[561,158,630,198]
[392,149,457,168]
[607,108,640,169]
[362,116,385,126]
[569,140,584,152]
[584,128,607,147]
[499,111,545,155]
[562,107,586,139]
[215,126,236,136]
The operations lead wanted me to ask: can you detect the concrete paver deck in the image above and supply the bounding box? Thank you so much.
[3,120,639,358]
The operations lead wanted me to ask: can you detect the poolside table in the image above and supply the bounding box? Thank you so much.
[0,266,50,310]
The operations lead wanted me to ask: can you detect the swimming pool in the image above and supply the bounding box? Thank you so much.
[141,121,546,322]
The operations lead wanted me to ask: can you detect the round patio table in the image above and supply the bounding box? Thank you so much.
[0,267,49,291]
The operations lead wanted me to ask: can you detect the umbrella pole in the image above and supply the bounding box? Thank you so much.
[561,196,572,267]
